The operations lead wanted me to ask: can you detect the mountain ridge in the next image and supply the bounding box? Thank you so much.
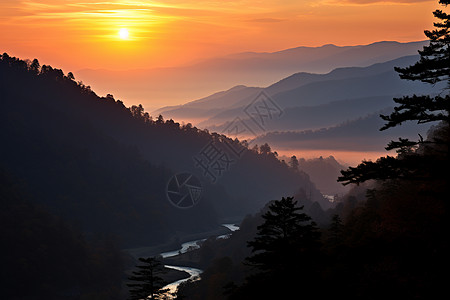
[76,40,428,109]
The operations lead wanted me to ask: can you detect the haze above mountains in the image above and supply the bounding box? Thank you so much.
[77,41,428,111]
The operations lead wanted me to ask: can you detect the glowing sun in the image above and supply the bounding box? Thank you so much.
[118,28,129,40]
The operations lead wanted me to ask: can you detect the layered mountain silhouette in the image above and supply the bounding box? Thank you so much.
[156,55,439,154]
[77,41,427,109]
[253,110,430,152]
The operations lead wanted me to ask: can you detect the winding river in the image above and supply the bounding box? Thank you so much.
[163,265,203,296]
[161,223,240,297]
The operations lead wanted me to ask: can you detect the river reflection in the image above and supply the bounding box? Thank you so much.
[163,265,203,297]
[160,223,240,298]
[160,239,206,258]
[160,224,240,258]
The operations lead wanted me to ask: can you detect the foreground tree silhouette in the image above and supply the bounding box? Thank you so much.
[336,3,449,297]
[230,197,321,298]
[382,0,449,151]
[127,257,169,300]
[246,197,320,270]
[339,0,449,185]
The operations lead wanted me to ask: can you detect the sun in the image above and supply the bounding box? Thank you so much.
[118,28,129,40]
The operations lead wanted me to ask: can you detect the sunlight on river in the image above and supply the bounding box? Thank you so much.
[163,265,203,298]
[160,223,240,298]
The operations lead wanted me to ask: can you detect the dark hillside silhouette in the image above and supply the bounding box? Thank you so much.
[297,156,349,196]
[0,53,323,248]
[0,54,217,246]
[0,168,124,299]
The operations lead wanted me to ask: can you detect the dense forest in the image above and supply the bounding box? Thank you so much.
[0,169,124,299]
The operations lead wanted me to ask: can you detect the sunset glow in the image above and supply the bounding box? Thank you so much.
[119,28,129,40]
[0,0,439,72]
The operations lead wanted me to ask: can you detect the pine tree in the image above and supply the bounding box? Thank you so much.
[381,0,449,149]
[230,197,321,299]
[289,155,299,170]
[127,257,169,300]
[383,0,449,143]
[327,214,343,246]
[246,196,320,272]
[339,0,449,185]
[394,1,449,87]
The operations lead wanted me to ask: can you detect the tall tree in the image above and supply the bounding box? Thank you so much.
[288,155,299,170]
[29,58,40,74]
[339,0,449,185]
[259,143,272,155]
[394,1,449,87]
[381,0,449,141]
[127,257,169,300]
[327,214,343,246]
[246,197,320,271]
[230,197,321,299]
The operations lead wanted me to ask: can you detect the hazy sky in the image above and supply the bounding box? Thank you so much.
[0,0,438,72]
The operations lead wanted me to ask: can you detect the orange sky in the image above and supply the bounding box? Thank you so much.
[0,0,439,73]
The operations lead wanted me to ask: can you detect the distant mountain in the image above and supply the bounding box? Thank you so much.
[151,54,440,163]
[177,55,437,133]
[152,85,263,123]
[77,41,427,110]
[297,156,350,196]
[216,41,427,74]
[252,110,433,152]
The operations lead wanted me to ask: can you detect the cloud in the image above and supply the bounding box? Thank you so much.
[246,17,285,23]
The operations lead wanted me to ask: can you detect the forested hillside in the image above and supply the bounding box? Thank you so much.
[0,169,124,299]
[0,53,326,249]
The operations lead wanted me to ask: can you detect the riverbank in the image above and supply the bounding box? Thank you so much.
[163,265,203,297]
[162,223,242,269]
[160,223,241,298]
[123,225,232,260]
